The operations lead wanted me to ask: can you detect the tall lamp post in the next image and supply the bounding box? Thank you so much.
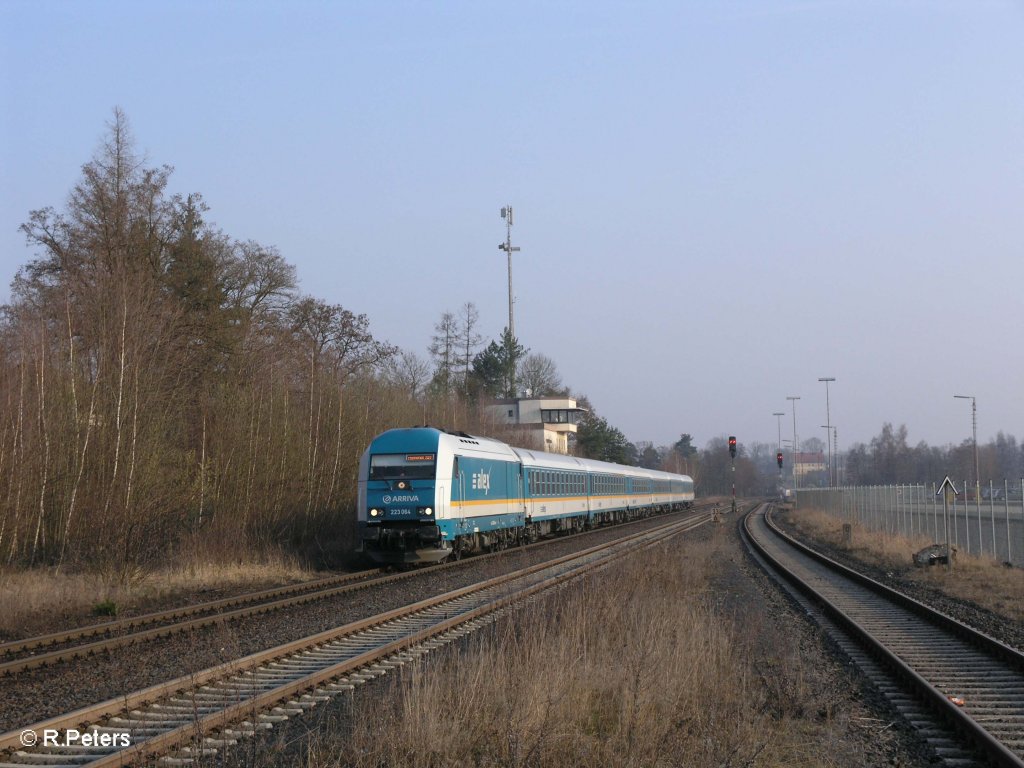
[821,426,837,485]
[772,412,785,451]
[818,377,835,487]
[954,394,979,501]
[787,396,801,494]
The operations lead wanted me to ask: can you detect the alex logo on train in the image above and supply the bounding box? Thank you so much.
[472,469,491,495]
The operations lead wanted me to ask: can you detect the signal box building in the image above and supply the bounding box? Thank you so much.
[488,396,586,455]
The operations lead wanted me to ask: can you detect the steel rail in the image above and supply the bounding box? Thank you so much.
[0,510,718,763]
[1,503,714,677]
[0,570,381,658]
[762,507,1024,672]
[743,505,1024,768]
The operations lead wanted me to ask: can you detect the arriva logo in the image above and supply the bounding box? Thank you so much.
[472,469,491,495]
[382,494,420,504]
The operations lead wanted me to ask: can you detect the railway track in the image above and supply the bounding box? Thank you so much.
[742,504,1024,768]
[0,510,717,767]
[0,503,717,677]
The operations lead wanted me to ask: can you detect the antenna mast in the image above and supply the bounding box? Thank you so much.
[499,206,521,396]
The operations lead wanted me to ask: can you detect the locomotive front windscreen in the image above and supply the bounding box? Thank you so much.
[369,453,436,480]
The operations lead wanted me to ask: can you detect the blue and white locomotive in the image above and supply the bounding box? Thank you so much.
[356,427,695,564]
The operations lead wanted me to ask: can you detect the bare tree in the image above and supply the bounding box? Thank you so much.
[287,296,397,518]
[224,241,296,327]
[428,311,458,394]
[517,352,563,397]
[385,350,432,401]
[455,302,482,392]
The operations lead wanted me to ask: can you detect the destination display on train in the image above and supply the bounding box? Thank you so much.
[405,454,435,462]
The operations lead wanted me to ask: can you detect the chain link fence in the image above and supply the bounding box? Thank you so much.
[797,479,1024,567]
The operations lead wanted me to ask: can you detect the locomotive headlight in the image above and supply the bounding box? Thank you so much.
[418,506,433,517]
[369,508,382,518]
[396,480,410,490]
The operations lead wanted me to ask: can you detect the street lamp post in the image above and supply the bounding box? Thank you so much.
[954,394,979,502]
[787,396,801,494]
[821,425,837,486]
[773,412,784,451]
[818,377,835,487]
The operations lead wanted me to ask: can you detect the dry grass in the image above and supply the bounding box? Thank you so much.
[784,507,935,570]
[0,547,316,639]
[297,538,875,768]
[787,507,1024,624]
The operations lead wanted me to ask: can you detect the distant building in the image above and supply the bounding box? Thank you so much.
[487,396,586,454]
[793,451,825,479]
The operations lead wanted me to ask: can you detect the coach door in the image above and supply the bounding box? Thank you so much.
[518,465,526,518]
[450,457,466,531]
[508,463,522,520]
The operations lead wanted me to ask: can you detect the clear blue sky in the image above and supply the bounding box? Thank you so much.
[2,0,1022,453]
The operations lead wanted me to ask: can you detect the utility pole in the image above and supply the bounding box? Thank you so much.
[499,206,520,398]
[831,426,839,484]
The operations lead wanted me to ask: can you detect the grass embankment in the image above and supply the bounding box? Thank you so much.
[784,507,1024,624]
[299,534,886,768]
[0,547,316,639]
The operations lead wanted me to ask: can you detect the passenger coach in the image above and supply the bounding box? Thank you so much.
[357,427,694,564]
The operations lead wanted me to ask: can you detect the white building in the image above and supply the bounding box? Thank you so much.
[488,396,586,454]
[793,451,826,479]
